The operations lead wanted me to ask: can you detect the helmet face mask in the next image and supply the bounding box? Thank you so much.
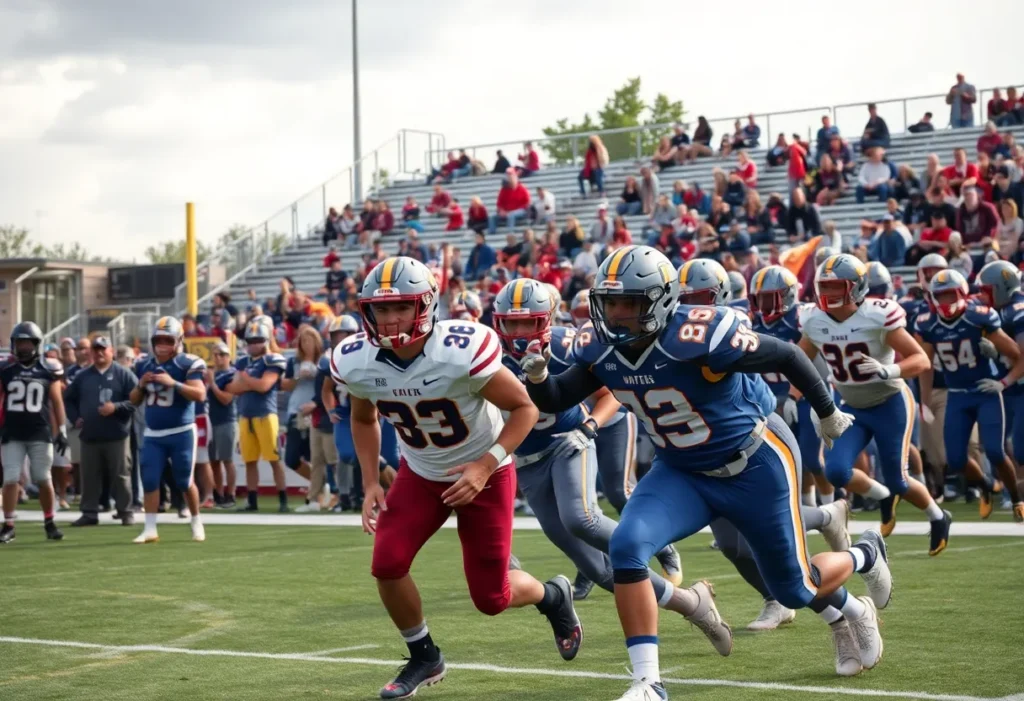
[815,255,868,313]
[677,259,729,307]
[750,266,799,322]
[493,279,555,357]
[753,289,787,320]
[244,318,273,356]
[150,316,183,362]
[359,257,439,349]
[590,291,660,345]
[591,246,677,346]
[817,279,853,309]
[929,270,970,321]
[679,288,720,306]
[14,338,39,364]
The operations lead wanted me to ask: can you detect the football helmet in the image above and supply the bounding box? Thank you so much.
[590,246,678,346]
[977,260,1021,309]
[10,321,43,364]
[493,278,556,357]
[677,259,730,306]
[815,254,869,311]
[928,269,970,321]
[359,257,440,349]
[750,266,799,322]
[865,262,894,300]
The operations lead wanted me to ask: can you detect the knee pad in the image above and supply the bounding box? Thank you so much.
[370,557,410,582]
[767,581,817,611]
[609,527,652,572]
[471,592,510,617]
[824,461,853,489]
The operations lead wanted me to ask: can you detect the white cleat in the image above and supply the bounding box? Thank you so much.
[856,528,892,609]
[612,679,668,700]
[295,502,321,513]
[829,619,863,676]
[133,530,159,544]
[191,520,206,542]
[820,499,851,552]
[684,580,732,656]
[746,600,796,631]
[848,596,883,669]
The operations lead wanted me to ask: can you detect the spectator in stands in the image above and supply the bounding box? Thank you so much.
[538,223,559,264]
[696,222,722,260]
[719,120,743,158]
[644,194,675,241]
[957,187,999,249]
[212,292,238,320]
[787,134,809,194]
[913,210,955,259]
[321,259,347,297]
[402,197,423,232]
[446,198,464,231]
[723,172,747,211]
[651,222,684,265]
[942,148,980,197]
[711,168,728,198]
[988,89,1007,122]
[578,134,609,198]
[322,207,341,246]
[516,142,540,177]
[974,151,996,201]
[651,136,679,172]
[871,215,907,267]
[861,103,890,150]
[530,186,556,225]
[995,132,1017,160]
[767,134,788,167]
[616,176,642,216]
[684,116,714,161]
[908,112,935,133]
[370,200,395,238]
[467,196,488,234]
[639,166,660,215]
[743,190,773,245]
[921,153,942,192]
[977,122,1003,157]
[946,232,974,279]
[464,231,495,281]
[785,188,821,241]
[922,186,958,231]
[815,115,839,162]
[448,149,472,182]
[824,133,855,181]
[856,147,891,203]
[947,73,977,128]
[671,203,698,237]
[338,205,358,247]
[405,229,429,263]
[812,154,844,205]
[517,228,538,274]
[572,239,599,280]
[487,171,531,234]
[903,189,929,232]
[322,244,340,269]
[492,150,512,174]
[499,233,522,269]
[590,204,614,248]
[741,114,761,149]
[671,179,686,206]
[608,217,633,252]
[669,123,691,163]
[355,199,376,248]
[734,150,758,189]
[707,195,733,232]
[725,221,752,258]
[996,87,1023,127]
[993,166,1024,214]
[892,164,922,202]
[182,314,205,338]
[997,199,1023,256]
[560,215,586,258]
[425,184,452,216]
[686,181,712,216]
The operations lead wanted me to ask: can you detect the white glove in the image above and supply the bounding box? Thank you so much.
[780,396,798,427]
[976,378,1006,394]
[979,337,999,360]
[519,340,551,383]
[551,429,591,459]
[920,403,935,424]
[813,408,855,449]
[856,356,901,380]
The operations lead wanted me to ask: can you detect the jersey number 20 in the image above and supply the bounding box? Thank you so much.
[6,380,44,413]
[612,388,710,449]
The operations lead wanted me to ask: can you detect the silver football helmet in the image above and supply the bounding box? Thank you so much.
[677,259,730,306]
[590,245,678,345]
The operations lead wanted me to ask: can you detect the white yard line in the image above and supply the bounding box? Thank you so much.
[14,511,1024,537]
[0,636,1014,701]
[304,644,380,656]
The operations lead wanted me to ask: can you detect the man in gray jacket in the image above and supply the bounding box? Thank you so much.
[65,337,138,526]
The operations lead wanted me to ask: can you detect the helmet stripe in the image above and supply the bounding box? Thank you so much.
[379,258,396,290]
[512,279,527,309]
[678,260,693,286]
[605,246,632,282]
[825,256,837,275]
[754,269,766,293]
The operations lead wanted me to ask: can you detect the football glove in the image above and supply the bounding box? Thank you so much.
[551,428,591,460]
[53,425,69,454]
[856,356,901,380]
[976,378,1006,394]
[519,340,551,383]
[780,396,798,427]
[978,337,999,360]
[812,408,855,449]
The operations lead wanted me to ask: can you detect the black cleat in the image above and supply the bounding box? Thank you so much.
[543,575,583,661]
[656,543,683,585]
[929,509,953,556]
[70,515,98,527]
[572,571,594,601]
[879,494,900,537]
[0,523,15,544]
[217,498,237,510]
[237,504,259,512]
[45,521,64,541]
[379,652,447,699]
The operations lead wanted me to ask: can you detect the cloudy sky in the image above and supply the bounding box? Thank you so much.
[2,0,1022,263]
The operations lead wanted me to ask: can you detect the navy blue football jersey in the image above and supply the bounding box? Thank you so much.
[752,305,802,397]
[235,353,287,418]
[0,357,62,443]
[914,301,1001,390]
[995,291,1024,394]
[572,305,767,471]
[901,295,946,390]
[503,325,587,456]
[728,298,751,318]
[318,350,350,422]
[208,368,238,426]
[135,353,206,432]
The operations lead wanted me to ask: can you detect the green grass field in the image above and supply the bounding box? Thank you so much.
[2,509,1022,701]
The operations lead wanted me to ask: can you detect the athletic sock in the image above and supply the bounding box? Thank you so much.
[248,491,258,509]
[401,621,439,661]
[145,512,157,531]
[278,490,288,507]
[925,502,945,521]
[863,480,891,501]
[626,636,660,683]
[801,489,816,507]
[819,606,844,624]
[849,542,876,573]
[819,491,835,505]
[535,581,563,615]
[4,514,15,526]
[191,514,202,526]
[43,512,54,523]
[838,589,866,619]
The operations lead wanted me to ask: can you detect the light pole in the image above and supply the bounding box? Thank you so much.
[351,0,362,199]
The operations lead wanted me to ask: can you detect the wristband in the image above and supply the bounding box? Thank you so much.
[579,418,599,440]
[884,364,901,379]
[487,444,508,465]
[174,381,184,394]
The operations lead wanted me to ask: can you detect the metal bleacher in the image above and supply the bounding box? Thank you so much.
[216,123,1024,305]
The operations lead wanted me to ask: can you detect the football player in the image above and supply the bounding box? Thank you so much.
[727,270,751,317]
[800,254,951,554]
[977,260,1024,509]
[679,259,851,633]
[320,314,361,511]
[128,317,208,543]
[915,269,1024,521]
[526,246,891,698]
[329,257,582,699]
[450,290,484,322]
[0,322,67,544]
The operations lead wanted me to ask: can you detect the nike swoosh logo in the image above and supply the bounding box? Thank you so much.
[655,361,668,370]
[423,377,440,386]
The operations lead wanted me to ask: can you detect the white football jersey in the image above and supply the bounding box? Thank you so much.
[799,298,907,409]
[329,319,508,482]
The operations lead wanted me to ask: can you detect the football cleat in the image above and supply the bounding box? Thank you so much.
[379,653,447,699]
[684,580,732,656]
[44,521,64,541]
[542,575,583,661]
[191,520,206,542]
[879,494,900,537]
[133,530,159,544]
[656,544,683,586]
[856,529,892,609]
[612,679,668,700]
[0,523,15,544]
[847,596,883,669]
[820,499,851,552]
[979,484,993,520]
[1014,502,1024,523]
[929,510,953,556]
[829,619,863,677]
[745,599,796,631]
[572,572,594,601]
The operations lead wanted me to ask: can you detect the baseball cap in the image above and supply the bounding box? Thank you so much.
[91,336,111,349]
[59,337,75,349]
[881,214,894,222]
[212,342,230,355]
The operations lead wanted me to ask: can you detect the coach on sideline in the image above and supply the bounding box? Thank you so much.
[65,337,139,527]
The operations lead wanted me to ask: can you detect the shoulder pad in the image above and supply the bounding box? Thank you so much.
[782,305,802,332]
[548,326,576,367]
[570,322,606,367]
[659,305,738,360]
[461,322,501,371]
[966,302,1000,328]
[861,297,906,329]
[317,350,332,372]
[797,304,818,331]
[177,353,206,372]
[913,311,934,331]
[264,353,288,370]
[234,356,249,371]
[329,334,371,384]
[42,357,64,377]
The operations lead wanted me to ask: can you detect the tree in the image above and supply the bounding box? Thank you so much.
[540,78,685,165]
[0,224,116,262]
[144,238,213,265]
[143,224,290,266]
[372,168,391,192]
